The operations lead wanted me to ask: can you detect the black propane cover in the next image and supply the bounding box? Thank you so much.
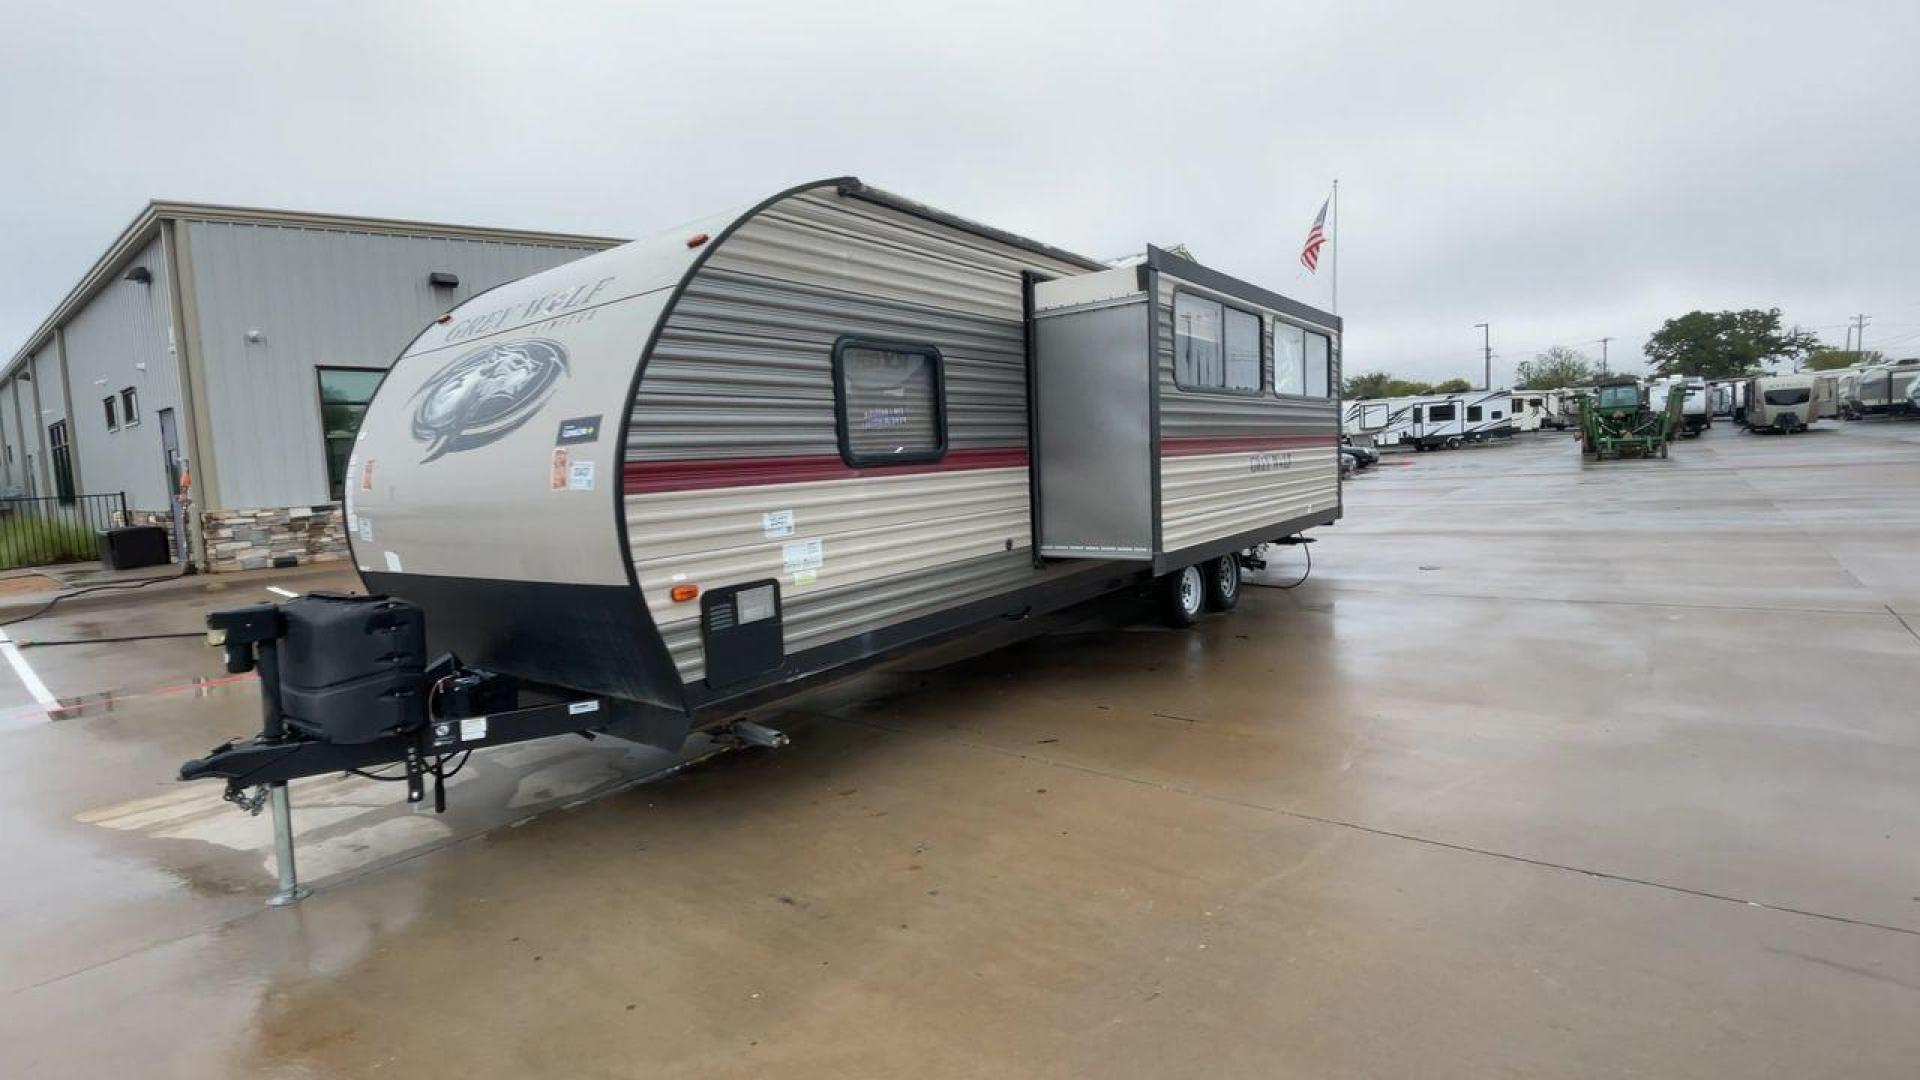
[277,593,428,744]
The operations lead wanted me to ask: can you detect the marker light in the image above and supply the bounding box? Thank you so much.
[686,232,710,249]
[670,584,700,602]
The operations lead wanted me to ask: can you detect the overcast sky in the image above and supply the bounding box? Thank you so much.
[5,0,1918,384]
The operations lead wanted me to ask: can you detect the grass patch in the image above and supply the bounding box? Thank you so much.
[0,515,100,570]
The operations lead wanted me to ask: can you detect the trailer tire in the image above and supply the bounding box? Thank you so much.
[1444,436,1462,450]
[1159,565,1205,627]
[1204,555,1241,612]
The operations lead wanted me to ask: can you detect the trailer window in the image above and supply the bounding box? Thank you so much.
[1173,293,1222,389]
[1467,406,1483,422]
[1427,403,1456,421]
[1273,323,1304,395]
[318,367,387,500]
[832,339,946,466]
[1304,331,1331,397]
[1223,307,1261,392]
[1763,387,1810,406]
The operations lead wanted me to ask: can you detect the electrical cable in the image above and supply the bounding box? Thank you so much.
[1248,543,1313,590]
[18,631,205,647]
[0,566,193,629]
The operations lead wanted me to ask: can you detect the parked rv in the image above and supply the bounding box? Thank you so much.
[1400,395,1468,450]
[1461,390,1517,441]
[1842,358,1920,418]
[182,177,1347,815]
[1744,373,1819,432]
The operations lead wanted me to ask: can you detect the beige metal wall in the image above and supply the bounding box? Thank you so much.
[625,186,1090,680]
[1152,272,1341,552]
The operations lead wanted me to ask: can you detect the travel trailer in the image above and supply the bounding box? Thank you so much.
[1743,373,1820,433]
[1509,390,1576,432]
[1395,395,1467,450]
[1841,358,1920,418]
[1649,377,1712,436]
[182,177,1344,814]
[1461,390,1518,440]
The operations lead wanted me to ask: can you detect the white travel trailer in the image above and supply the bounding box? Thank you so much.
[183,177,1344,799]
[1458,390,1517,440]
[1743,373,1821,432]
[1508,390,1575,432]
[1842,358,1920,418]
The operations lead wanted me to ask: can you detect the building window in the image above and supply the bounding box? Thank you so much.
[120,387,139,427]
[103,396,119,432]
[1304,330,1332,398]
[830,338,946,466]
[47,420,74,503]
[317,367,387,500]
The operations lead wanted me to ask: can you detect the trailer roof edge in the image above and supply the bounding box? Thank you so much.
[1146,244,1341,333]
[837,181,1109,273]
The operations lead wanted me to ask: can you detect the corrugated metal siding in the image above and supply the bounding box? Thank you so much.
[1153,273,1340,547]
[1159,449,1340,551]
[630,269,1028,460]
[0,377,27,495]
[59,236,180,508]
[29,347,64,427]
[185,221,604,509]
[626,186,1093,676]
[627,468,1034,678]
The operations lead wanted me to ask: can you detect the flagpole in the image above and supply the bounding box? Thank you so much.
[1330,179,1339,316]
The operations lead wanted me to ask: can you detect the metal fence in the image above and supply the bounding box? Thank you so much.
[0,492,129,570]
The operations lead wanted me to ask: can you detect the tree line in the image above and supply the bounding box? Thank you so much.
[1344,308,1892,398]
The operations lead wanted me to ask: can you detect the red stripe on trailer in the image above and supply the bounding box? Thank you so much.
[1160,434,1338,456]
[623,447,1031,494]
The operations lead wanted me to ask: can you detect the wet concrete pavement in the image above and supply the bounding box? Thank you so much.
[2,421,1917,1078]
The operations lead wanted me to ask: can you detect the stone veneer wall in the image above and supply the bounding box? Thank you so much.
[110,508,178,554]
[202,504,350,573]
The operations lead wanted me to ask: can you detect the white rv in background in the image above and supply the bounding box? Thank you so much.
[1841,358,1920,418]
[1461,390,1517,440]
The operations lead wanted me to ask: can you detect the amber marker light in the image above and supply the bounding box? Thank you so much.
[670,584,700,602]
[686,232,710,248]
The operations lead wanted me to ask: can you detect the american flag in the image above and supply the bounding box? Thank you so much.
[1300,197,1329,272]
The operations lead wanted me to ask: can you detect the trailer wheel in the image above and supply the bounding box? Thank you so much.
[1444,436,1462,450]
[1204,555,1241,612]
[1159,565,1205,627]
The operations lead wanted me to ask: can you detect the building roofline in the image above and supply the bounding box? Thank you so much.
[3,201,627,381]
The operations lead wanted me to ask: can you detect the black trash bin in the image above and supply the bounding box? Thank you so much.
[98,525,170,569]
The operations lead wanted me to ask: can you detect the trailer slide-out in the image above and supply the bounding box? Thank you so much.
[179,177,1345,900]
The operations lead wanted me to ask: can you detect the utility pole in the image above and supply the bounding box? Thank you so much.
[1600,336,1611,377]
[1475,322,1491,389]
[1853,313,1871,355]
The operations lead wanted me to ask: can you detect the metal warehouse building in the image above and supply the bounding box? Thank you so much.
[2,203,619,570]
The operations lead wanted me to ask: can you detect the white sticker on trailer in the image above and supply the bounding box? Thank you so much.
[782,538,824,573]
[460,716,488,742]
[568,700,600,715]
[383,550,403,572]
[762,509,794,538]
[567,460,596,491]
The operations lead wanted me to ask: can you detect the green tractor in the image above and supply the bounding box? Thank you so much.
[1580,377,1684,460]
